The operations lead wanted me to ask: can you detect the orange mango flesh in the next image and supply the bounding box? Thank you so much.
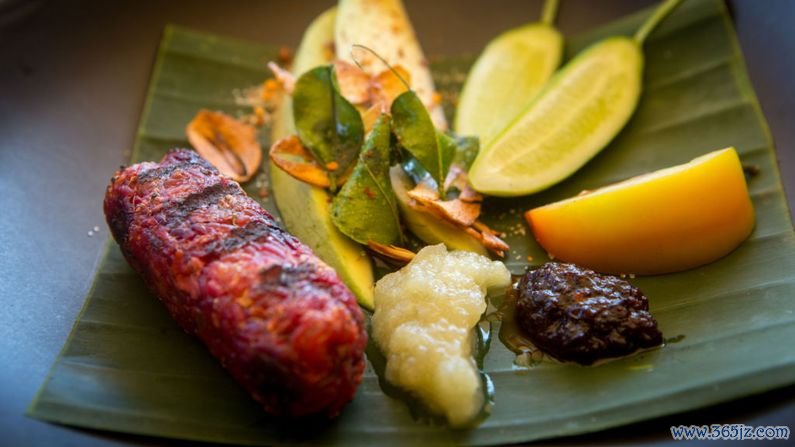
[525,148,755,275]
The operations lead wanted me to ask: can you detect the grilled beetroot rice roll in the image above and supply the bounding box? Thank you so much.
[104,149,367,417]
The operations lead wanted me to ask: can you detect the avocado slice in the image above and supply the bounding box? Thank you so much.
[389,166,487,256]
[270,7,375,309]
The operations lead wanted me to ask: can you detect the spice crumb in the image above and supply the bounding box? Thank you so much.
[743,164,761,177]
[277,46,293,65]
[258,186,270,199]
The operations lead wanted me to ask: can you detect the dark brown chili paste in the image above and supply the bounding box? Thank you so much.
[515,262,663,365]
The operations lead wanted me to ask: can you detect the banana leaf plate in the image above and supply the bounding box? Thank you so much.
[28,0,795,445]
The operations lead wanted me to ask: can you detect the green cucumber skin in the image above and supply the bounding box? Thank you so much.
[469,37,644,197]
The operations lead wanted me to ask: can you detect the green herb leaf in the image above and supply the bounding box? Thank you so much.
[401,132,479,189]
[292,65,364,179]
[449,133,480,170]
[390,91,453,193]
[331,114,401,245]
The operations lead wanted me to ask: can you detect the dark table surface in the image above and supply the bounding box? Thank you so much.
[1,0,794,446]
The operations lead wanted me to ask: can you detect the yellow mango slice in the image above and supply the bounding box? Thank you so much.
[525,148,755,275]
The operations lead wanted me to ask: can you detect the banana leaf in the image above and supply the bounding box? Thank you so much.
[28,1,795,445]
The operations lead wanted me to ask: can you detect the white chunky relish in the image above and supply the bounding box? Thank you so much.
[372,244,510,426]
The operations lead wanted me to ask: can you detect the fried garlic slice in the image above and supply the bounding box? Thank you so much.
[186,109,262,182]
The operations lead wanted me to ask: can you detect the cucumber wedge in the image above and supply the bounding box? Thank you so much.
[389,166,487,256]
[468,0,683,197]
[468,37,643,196]
[335,0,447,129]
[270,7,375,309]
[455,23,562,147]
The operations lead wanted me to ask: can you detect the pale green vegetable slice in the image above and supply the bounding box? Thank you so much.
[469,0,683,196]
[455,0,563,146]
[270,7,375,309]
[389,166,487,255]
[335,0,447,129]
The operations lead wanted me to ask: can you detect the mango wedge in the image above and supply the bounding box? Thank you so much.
[525,148,755,275]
